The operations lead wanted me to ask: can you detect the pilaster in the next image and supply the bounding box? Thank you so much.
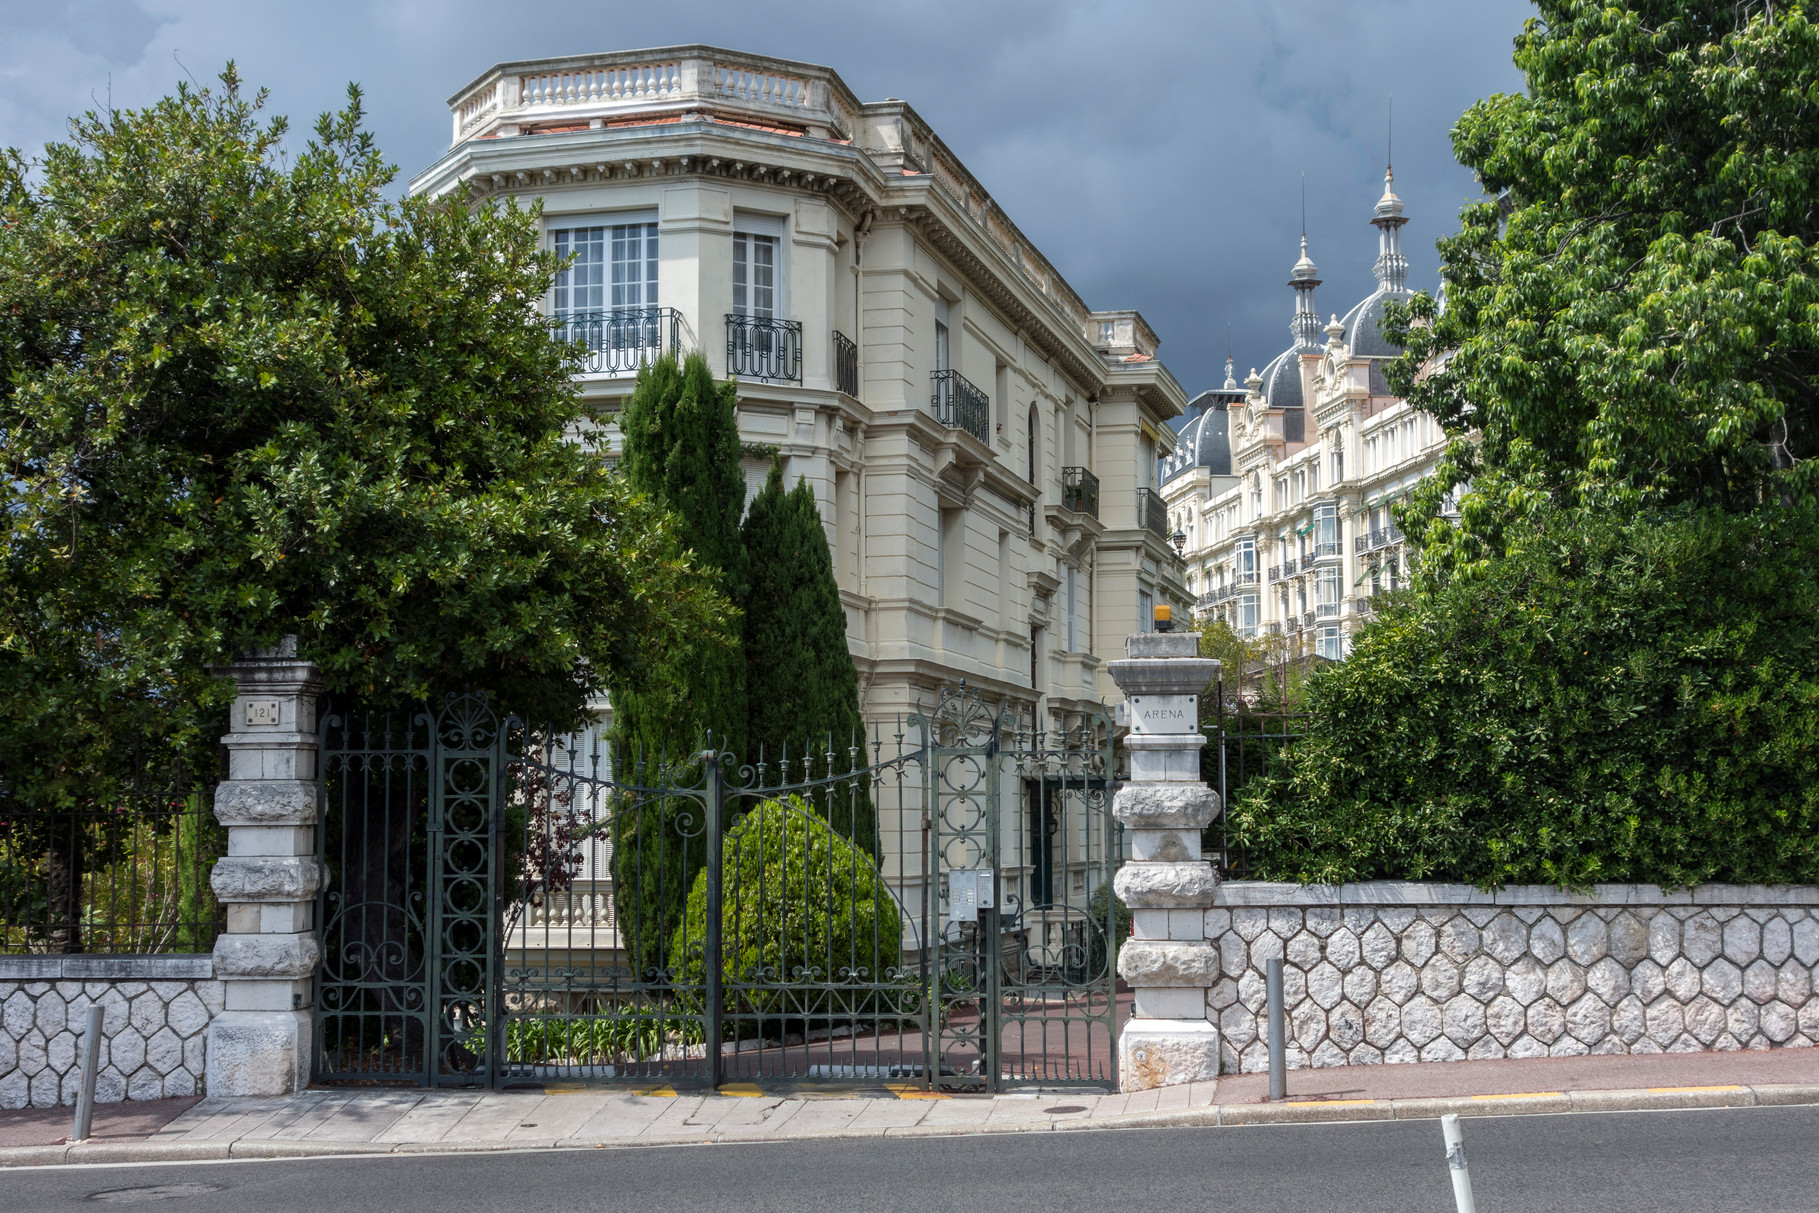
[205,637,325,1096]
[1108,632,1222,1090]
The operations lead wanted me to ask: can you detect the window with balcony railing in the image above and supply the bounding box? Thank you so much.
[1137,487,1169,541]
[726,314,803,383]
[555,307,678,375]
[1060,467,1099,518]
[931,369,990,443]
[833,330,858,396]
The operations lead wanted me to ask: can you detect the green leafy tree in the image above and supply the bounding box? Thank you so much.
[1385,1,1819,579]
[1232,2,1819,887]
[741,461,874,852]
[0,69,728,940]
[610,352,749,976]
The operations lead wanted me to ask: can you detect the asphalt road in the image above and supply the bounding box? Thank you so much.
[8,1105,1815,1212]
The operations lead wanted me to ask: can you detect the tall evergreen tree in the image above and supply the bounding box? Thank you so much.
[741,461,874,854]
[609,352,749,977]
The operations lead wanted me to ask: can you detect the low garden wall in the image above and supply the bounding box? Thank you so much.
[1209,882,1819,1075]
[0,955,222,1109]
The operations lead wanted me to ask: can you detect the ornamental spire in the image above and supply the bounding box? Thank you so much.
[1289,233,1322,349]
[1372,104,1409,293]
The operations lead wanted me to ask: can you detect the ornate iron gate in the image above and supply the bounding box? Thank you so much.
[921,687,1118,1091]
[313,686,1118,1091]
[313,693,501,1086]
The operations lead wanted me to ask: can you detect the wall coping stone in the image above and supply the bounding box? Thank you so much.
[1215,880,1819,908]
[0,954,215,981]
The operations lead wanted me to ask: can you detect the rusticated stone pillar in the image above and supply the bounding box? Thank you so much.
[205,638,325,1096]
[1109,631,1222,1091]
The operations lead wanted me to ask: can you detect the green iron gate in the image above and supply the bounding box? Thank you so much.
[920,685,1119,1091]
[313,693,503,1086]
[312,686,1119,1091]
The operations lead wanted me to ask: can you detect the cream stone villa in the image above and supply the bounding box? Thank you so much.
[409,47,1192,736]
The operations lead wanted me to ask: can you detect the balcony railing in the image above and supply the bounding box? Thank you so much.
[1137,487,1169,542]
[833,330,858,397]
[1233,569,1258,586]
[1268,565,1282,583]
[1060,467,1100,518]
[1312,540,1343,560]
[555,307,678,375]
[931,369,990,443]
[726,313,803,383]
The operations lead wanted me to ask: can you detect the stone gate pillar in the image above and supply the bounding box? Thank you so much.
[1109,631,1221,1091]
[205,638,326,1096]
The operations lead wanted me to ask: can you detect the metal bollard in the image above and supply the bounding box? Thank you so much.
[1266,957,1285,1101]
[1440,1113,1476,1213]
[71,1002,104,1143]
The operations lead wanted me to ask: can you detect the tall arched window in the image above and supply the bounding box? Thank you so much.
[1027,406,1040,486]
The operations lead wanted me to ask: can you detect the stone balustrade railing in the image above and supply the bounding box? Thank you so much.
[448,49,860,145]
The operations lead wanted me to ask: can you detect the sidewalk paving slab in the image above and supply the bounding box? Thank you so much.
[10,1049,1819,1167]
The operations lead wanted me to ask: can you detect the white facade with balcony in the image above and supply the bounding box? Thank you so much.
[409,46,1190,734]
[1161,169,1450,664]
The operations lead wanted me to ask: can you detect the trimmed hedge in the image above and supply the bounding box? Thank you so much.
[669,794,904,1022]
[1229,506,1819,888]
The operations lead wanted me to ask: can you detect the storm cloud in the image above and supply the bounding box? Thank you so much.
[0,0,1532,400]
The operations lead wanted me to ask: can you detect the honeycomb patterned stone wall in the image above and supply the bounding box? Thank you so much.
[0,957,221,1109]
[1210,884,1819,1075]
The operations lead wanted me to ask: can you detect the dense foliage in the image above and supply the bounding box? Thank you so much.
[0,69,726,810]
[1230,507,1819,887]
[1386,1,1819,577]
[609,352,749,976]
[670,794,903,1025]
[741,461,874,852]
[1236,2,1819,886]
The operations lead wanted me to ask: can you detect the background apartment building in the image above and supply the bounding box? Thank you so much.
[410,47,1190,737]
[1163,169,1450,663]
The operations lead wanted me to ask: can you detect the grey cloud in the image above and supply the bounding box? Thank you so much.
[1,0,1533,399]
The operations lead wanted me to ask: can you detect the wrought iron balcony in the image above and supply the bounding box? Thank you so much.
[1268,564,1282,583]
[1354,534,1370,553]
[1282,556,1298,576]
[1303,610,1316,628]
[726,313,803,383]
[1060,467,1100,517]
[554,306,678,375]
[833,329,858,397]
[1137,487,1169,541]
[931,369,990,443]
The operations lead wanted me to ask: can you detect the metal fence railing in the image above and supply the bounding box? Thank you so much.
[1201,686,1307,880]
[1,767,224,955]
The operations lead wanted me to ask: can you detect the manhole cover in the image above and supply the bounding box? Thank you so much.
[1043,1105,1088,1114]
[89,1182,223,1203]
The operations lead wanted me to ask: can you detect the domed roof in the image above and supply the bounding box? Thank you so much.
[1340,288,1407,360]
[1160,404,1233,484]
[1257,347,1305,411]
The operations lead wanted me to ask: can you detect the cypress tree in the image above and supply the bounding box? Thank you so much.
[741,461,875,854]
[610,352,748,976]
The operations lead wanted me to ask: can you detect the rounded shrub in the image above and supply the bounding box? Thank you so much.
[669,794,906,1027]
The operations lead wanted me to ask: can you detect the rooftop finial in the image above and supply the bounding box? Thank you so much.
[1372,104,1409,293]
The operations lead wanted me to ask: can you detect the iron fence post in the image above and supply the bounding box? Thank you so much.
[705,756,725,1090]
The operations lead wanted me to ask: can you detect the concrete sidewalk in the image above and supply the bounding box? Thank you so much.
[6,1048,1819,1167]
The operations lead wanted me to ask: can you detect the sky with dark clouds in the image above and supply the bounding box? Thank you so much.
[1,0,1534,402]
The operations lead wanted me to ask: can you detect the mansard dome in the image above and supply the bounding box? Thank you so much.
[1340,288,1408,360]
[1161,402,1233,484]
[1257,347,1305,412]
